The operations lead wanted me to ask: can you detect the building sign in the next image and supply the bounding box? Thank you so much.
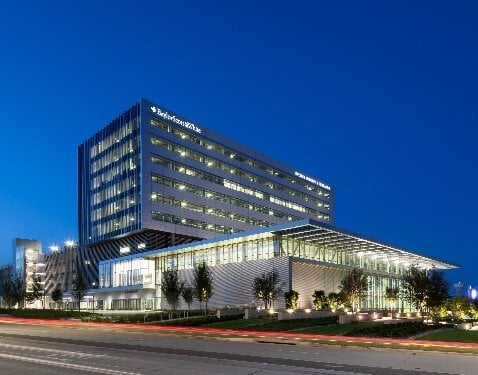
[294,171,331,191]
[151,106,202,134]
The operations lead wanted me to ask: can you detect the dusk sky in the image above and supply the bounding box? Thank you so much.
[0,2,476,288]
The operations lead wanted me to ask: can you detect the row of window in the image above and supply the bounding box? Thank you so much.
[91,155,139,190]
[91,194,138,221]
[92,180,137,206]
[90,138,137,173]
[151,211,240,235]
[151,118,331,196]
[91,150,139,179]
[152,191,273,228]
[151,174,302,222]
[150,155,330,221]
[156,238,279,272]
[90,121,137,159]
[151,135,331,210]
[93,212,138,237]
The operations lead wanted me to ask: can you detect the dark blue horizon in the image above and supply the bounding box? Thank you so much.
[0,1,476,290]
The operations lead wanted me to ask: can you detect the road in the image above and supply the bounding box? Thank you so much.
[0,321,476,375]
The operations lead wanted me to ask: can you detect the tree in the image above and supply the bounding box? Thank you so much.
[161,269,183,310]
[339,268,368,312]
[71,273,88,312]
[252,269,283,310]
[284,290,299,309]
[449,296,472,322]
[193,261,213,313]
[401,267,449,319]
[401,267,428,314]
[384,287,400,311]
[1,274,25,308]
[427,270,449,317]
[51,286,63,309]
[327,292,343,311]
[181,284,194,311]
[1,275,15,308]
[25,275,45,308]
[312,290,327,310]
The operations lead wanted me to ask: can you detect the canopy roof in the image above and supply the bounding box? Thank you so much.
[272,220,457,270]
[139,219,456,270]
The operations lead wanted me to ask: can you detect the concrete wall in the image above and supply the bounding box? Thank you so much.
[291,261,348,309]
[173,256,291,310]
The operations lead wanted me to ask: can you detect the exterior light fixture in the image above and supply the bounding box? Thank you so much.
[119,247,130,254]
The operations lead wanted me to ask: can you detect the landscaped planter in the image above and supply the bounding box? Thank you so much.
[216,309,244,319]
[277,309,335,321]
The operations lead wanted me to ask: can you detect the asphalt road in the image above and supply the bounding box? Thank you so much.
[0,321,476,375]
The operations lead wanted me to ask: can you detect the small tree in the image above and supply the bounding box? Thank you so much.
[71,273,88,312]
[161,269,183,310]
[1,275,15,308]
[312,290,327,310]
[339,268,368,313]
[51,286,63,309]
[25,275,45,309]
[3,274,26,308]
[427,270,449,320]
[252,269,283,310]
[327,292,343,311]
[284,290,299,309]
[181,284,194,311]
[401,267,429,314]
[193,261,213,314]
[384,287,400,311]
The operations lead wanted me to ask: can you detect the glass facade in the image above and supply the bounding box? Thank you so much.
[99,257,154,289]
[79,104,141,245]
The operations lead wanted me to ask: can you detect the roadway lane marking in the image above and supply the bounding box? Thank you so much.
[0,352,141,374]
[0,342,107,358]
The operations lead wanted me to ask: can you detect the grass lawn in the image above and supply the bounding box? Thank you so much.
[206,319,443,339]
[299,323,378,335]
[417,329,478,343]
[206,316,339,332]
[206,318,272,330]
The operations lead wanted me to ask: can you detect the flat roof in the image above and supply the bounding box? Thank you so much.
[133,219,457,270]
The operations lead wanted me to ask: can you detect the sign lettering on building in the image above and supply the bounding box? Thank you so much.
[151,106,202,134]
[294,171,331,191]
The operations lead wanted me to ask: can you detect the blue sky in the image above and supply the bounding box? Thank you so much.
[0,1,476,289]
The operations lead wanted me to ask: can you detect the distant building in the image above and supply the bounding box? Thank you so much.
[44,244,78,299]
[12,238,44,308]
